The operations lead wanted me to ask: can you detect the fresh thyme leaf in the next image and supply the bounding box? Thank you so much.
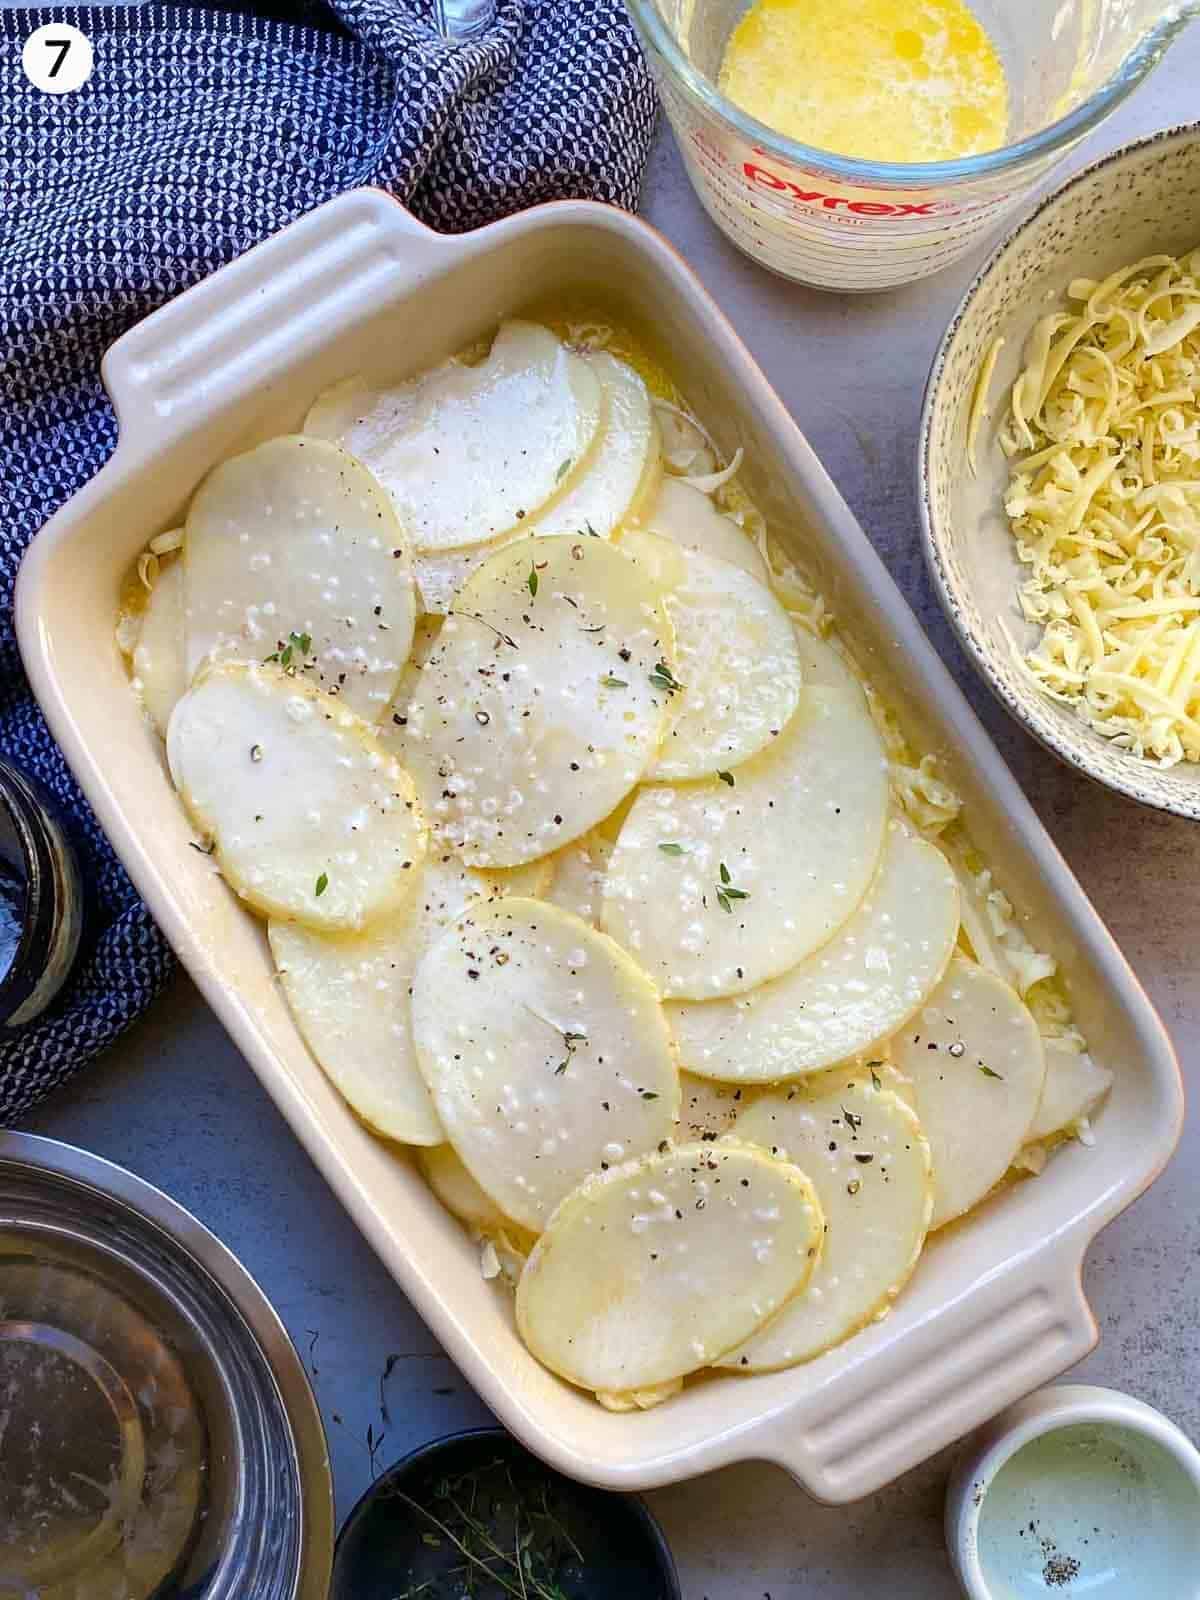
[641,1090,659,1101]
[649,660,683,695]
[867,1062,883,1090]
[314,872,329,897]
[600,674,628,688]
[714,865,750,913]
[658,841,686,856]
[293,630,312,656]
[555,456,572,483]
[717,769,735,786]
[979,1063,1005,1080]
[527,564,538,599]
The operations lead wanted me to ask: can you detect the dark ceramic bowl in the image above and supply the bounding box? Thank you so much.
[332,1427,681,1600]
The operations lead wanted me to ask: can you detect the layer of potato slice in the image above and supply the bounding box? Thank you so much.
[544,830,613,927]
[269,854,523,1144]
[528,353,659,535]
[398,535,675,866]
[632,476,768,581]
[269,906,441,1146]
[132,557,187,736]
[184,436,416,721]
[669,822,960,1082]
[1028,1036,1113,1143]
[719,1079,932,1370]
[791,626,866,699]
[679,1071,749,1140]
[516,1141,824,1392]
[418,1144,519,1233]
[602,685,889,998]
[411,897,679,1232]
[402,355,658,612]
[168,662,425,930]
[303,322,603,550]
[892,957,1046,1228]
[621,530,803,781]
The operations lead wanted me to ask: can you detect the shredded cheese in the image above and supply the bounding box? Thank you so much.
[966,333,1004,474]
[999,246,1200,763]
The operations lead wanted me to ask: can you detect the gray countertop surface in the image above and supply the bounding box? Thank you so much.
[28,25,1200,1599]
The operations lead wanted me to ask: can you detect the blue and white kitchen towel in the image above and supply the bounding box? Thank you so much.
[0,0,657,1121]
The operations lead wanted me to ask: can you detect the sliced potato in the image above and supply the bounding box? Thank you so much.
[544,830,613,927]
[595,1381,684,1412]
[669,823,960,1082]
[632,476,768,581]
[398,535,674,866]
[412,897,679,1232]
[621,530,803,781]
[411,536,521,617]
[478,858,554,899]
[184,436,416,721]
[418,1144,518,1233]
[168,662,425,930]
[529,353,660,536]
[269,854,519,1144]
[803,1057,914,1105]
[269,907,441,1145]
[408,355,657,613]
[132,557,187,736]
[516,1141,824,1392]
[303,322,603,550]
[892,957,1046,1228]
[679,1070,749,1140]
[602,685,890,998]
[1027,1036,1113,1143]
[791,626,866,699]
[720,1081,932,1370]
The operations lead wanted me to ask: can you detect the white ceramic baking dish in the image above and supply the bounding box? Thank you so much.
[17,190,1183,1504]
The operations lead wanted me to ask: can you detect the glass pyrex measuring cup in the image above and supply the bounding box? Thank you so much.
[624,0,1198,290]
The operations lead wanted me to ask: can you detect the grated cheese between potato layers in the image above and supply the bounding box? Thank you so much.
[997,248,1200,765]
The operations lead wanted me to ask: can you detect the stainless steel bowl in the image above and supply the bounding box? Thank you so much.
[0,1132,333,1599]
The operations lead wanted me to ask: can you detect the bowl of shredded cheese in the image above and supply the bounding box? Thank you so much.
[920,122,1200,816]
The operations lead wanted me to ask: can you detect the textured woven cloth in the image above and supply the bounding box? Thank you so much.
[0,0,656,1122]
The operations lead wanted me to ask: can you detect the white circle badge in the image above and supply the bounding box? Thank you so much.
[22,22,94,95]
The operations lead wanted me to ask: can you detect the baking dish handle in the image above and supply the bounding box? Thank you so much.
[747,1244,1097,1504]
[101,191,460,433]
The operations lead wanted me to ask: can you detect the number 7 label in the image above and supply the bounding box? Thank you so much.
[22,22,94,95]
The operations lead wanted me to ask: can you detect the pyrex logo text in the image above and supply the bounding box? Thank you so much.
[744,162,943,217]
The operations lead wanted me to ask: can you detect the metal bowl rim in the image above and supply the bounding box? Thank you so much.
[0,1129,335,1598]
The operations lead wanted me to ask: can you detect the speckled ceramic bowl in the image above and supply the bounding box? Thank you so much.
[920,123,1200,819]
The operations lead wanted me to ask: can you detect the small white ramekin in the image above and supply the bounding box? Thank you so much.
[946,1383,1200,1599]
